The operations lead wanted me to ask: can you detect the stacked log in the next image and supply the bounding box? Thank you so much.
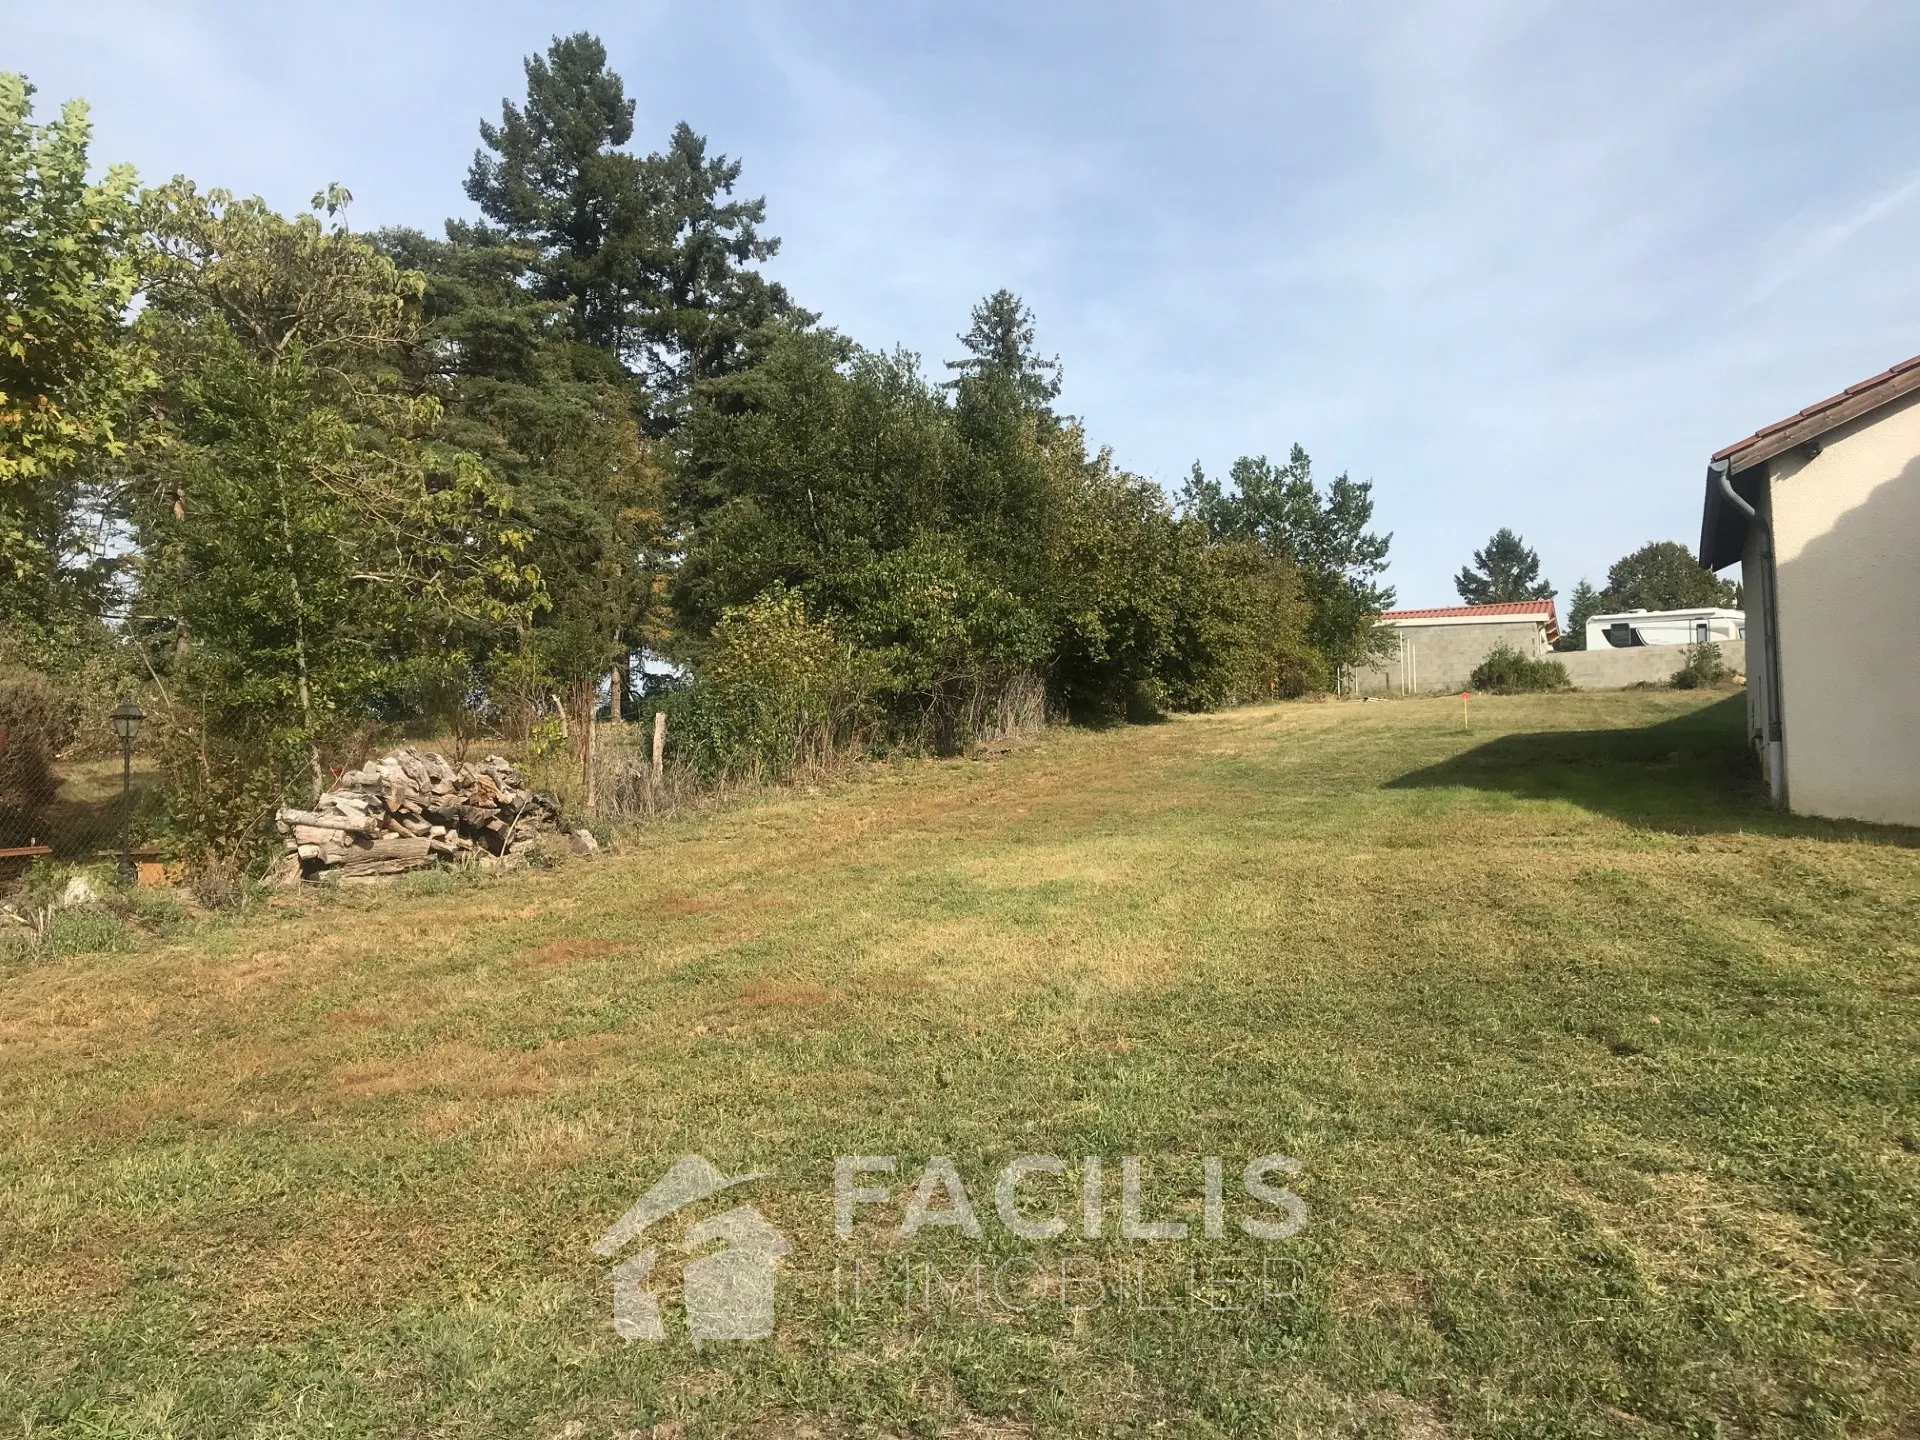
[271,747,587,882]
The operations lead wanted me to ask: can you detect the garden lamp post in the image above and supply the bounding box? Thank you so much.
[110,700,144,884]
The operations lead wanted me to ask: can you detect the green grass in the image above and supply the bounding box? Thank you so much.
[1,690,1915,1438]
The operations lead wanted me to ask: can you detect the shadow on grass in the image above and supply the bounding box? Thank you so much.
[1384,693,1919,845]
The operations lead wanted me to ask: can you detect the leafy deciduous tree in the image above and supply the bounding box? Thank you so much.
[0,73,142,623]
[1598,540,1740,613]
[130,182,538,848]
[1181,445,1395,677]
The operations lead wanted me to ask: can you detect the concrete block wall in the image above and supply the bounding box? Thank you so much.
[1557,639,1744,690]
[1353,620,1552,695]
[1353,631,1745,696]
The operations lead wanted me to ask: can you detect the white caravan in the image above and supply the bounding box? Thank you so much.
[1585,607,1745,649]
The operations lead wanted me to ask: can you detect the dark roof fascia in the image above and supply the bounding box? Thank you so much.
[1699,458,1761,572]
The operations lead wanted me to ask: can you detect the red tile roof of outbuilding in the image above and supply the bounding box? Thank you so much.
[1378,599,1560,645]
[1379,601,1556,621]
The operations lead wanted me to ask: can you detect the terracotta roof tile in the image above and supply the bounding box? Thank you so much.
[1714,351,1920,466]
[1379,601,1556,620]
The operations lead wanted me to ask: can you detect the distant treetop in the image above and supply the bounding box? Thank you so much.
[1455,528,1554,605]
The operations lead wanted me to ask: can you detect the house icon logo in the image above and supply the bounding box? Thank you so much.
[592,1154,791,1343]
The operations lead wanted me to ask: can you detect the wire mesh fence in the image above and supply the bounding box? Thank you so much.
[1,680,1039,902]
[0,728,159,892]
[1,708,635,899]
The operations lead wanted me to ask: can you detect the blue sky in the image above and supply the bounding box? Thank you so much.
[14,1,1920,607]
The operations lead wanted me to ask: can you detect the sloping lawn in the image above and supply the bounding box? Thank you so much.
[1,691,1915,1438]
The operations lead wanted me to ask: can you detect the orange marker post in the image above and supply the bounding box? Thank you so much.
[1461,689,1470,730]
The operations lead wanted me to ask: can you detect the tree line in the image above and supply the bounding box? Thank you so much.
[0,37,1397,868]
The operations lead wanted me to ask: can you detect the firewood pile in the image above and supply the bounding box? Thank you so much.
[268,746,594,883]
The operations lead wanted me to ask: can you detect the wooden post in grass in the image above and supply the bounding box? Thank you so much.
[651,710,666,786]
[583,703,598,814]
[1461,689,1470,730]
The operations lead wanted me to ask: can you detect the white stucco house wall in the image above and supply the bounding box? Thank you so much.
[1699,352,1920,827]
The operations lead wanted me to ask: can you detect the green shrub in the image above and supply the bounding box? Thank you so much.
[150,703,308,872]
[0,671,66,818]
[674,587,882,782]
[1671,642,1731,690]
[846,536,1049,749]
[1470,643,1571,694]
[1158,539,1325,712]
[0,621,139,761]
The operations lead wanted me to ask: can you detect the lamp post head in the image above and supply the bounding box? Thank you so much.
[110,699,145,745]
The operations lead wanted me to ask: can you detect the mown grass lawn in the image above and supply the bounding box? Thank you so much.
[2,690,1916,1439]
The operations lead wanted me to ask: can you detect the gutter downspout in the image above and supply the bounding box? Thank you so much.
[1713,460,1787,806]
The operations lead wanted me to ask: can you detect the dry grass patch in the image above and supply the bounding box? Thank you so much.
[735,979,841,1009]
[524,937,631,967]
[329,1040,557,1103]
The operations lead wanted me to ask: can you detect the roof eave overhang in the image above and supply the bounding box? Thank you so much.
[1376,611,1550,626]
[1711,361,1920,474]
[1699,353,1920,574]
[1699,458,1756,572]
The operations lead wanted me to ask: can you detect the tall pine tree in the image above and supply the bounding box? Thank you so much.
[464,34,649,357]
[633,122,802,417]
[1454,528,1553,604]
[945,289,1062,422]
[466,34,805,428]
[375,221,665,730]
